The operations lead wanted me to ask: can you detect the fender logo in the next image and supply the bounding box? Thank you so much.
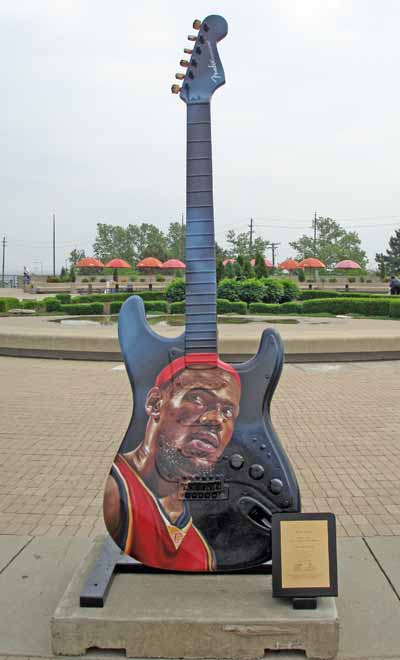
[207,41,221,83]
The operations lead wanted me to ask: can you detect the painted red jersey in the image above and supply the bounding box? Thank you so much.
[112,454,214,571]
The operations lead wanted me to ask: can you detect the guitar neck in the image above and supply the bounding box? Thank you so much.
[185,102,217,355]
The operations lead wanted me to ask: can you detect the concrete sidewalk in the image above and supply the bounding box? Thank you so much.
[1,357,400,659]
[0,534,399,659]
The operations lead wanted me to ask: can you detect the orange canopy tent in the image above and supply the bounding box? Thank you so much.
[75,257,105,268]
[297,258,325,269]
[160,259,186,269]
[104,258,131,291]
[250,258,273,268]
[278,258,299,270]
[334,259,361,269]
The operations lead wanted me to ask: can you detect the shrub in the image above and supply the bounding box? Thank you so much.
[217,278,241,301]
[22,300,39,310]
[165,278,185,302]
[45,299,62,312]
[328,278,337,283]
[110,301,122,314]
[144,301,168,313]
[217,298,232,314]
[100,278,106,283]
[260,277,284,303]
[279,301,304,313]
[109,299,168,314]
[170,301,185,314]
[300,290,342,300]
[60,303,104,315]
[237,278,265,303]
[229,301,247,315]
[302,298,390,316]
[249,303,281,313]
[280,278,300,302]
[46,276,60,283]
[139,290,166,301]
[390,301,400,318]
[0,297,21,312]
[297,269,305,282]
[348,277,356,283]
[156,275,166,282]
[300,290,389,301]
[73,291,166,304]
[55,293,71,304]
[82,278,89,283]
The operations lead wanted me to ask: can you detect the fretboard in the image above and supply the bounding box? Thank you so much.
[184,102,217,355]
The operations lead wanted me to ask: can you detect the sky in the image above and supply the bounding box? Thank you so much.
[2,0,400,274]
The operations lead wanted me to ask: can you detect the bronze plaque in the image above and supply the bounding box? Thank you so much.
[272,513,338,598]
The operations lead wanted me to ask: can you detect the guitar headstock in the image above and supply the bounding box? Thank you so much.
[171,15,228,104]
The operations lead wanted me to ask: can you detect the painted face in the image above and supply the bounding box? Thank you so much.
[149,366,240,478]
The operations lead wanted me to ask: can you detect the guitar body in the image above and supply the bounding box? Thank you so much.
[103,15,300,572]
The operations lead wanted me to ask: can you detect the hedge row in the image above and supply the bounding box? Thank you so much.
[170,299,248,315]
[110,300,169,314]
[249,297,400,317]
[299,290,390,300]
[71,290,166,304]
[59,303,104,315]
[0,297,21,312]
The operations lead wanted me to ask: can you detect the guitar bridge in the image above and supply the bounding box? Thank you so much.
[178,476,229,501]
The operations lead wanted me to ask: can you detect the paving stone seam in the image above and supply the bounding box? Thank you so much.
[362,537,400,602]
[0,536,34,576]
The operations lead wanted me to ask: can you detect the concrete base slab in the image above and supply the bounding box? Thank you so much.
[51,537,339,659]
[0,536,91,657]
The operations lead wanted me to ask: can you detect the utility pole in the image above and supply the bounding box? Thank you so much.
[313,211,318,257]
[268,242,281,268]
[1,236,6,287]
[248,217,254,255]
[52,213,56,276]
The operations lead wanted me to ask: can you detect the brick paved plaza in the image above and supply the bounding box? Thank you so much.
[1,356,400,540]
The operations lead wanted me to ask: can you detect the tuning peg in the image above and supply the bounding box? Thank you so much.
[184,48,193,54]
[193,19,202,29]
[180,59,190,67]
[175,73,185,80]
[171,84,181,94]
[187,35,197,41]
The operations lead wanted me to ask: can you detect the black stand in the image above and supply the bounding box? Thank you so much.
[292,597,318,610]
[80,537,272,608]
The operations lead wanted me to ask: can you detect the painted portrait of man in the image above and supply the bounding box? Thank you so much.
[103,354,241,571]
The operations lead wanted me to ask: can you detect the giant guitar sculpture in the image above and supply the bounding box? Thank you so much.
[103,15,300,571]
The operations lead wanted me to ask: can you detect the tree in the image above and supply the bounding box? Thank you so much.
[226,230,269,259]
[93,224,133,263]
[242,258,254,279]
[289,217,367,269]
[376,228,400,275]
[215,242,226,260]
[69,248,86,266]
[254,252,268,278]
[216,258,224,282]
[166,222,186,259]
[93,222,169,265]
[224,261,235,278]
